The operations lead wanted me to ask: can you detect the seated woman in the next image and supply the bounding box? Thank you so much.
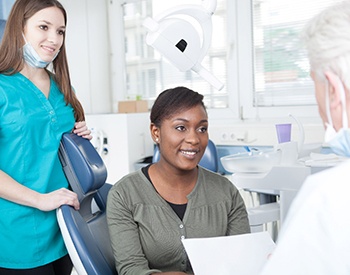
[107,86,250,275]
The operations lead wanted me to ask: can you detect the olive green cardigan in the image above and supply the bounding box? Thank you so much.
[107,166,250,275]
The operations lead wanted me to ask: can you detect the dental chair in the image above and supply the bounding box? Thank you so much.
[56,133,116,275]
[152,139,219,172]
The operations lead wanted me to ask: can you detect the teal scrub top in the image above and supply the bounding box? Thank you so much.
[0,72,75,268]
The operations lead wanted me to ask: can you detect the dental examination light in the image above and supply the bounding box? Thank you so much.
[143,0,224,90]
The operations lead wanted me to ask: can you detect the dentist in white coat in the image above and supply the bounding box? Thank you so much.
[260,2,350,275]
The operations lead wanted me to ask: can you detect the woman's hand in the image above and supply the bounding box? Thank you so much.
[73,121,92,140]
[35,188,80,211]
[0,171,80,211]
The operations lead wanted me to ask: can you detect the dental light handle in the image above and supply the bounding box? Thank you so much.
[193,64,224,91]
[153,2,217,20]
[202,0,217,14]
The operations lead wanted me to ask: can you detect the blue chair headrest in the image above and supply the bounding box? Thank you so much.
[59,133,107,201]
[199,139,218,172]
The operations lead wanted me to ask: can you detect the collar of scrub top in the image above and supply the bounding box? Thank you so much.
[143,0,224,91]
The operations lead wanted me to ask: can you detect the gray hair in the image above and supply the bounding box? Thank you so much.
[302,1,350,89]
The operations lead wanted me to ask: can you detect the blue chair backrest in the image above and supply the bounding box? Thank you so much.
[57,133,116,275]
[152,139,219,172]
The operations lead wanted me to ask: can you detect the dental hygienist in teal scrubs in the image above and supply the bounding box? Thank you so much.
[0,0,91,274]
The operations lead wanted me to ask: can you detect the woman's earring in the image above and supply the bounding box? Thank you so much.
[155,138,159,143]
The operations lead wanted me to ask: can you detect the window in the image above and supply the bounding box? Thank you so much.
[252,0,344,108]
[236,0,344,119]
[121,0,229,108]
[112,0,342,120]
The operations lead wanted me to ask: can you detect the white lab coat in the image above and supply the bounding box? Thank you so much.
[260,160,350,275]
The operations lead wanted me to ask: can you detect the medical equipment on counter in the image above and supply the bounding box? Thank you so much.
[274,141,299,165]
[143,0,224,90]
[220,115,327,232]
[233,163,334,226]
[222,153,329,226]
[90,128,108,156]
[221,149,281,174]
[232,165,310,224]
[275,123,292,143]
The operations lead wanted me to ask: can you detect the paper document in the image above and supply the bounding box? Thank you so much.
[182,231,275,275]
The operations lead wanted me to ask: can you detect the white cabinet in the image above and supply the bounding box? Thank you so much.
[86,113,154,184]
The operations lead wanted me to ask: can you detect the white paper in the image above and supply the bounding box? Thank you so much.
[182,231,275,275]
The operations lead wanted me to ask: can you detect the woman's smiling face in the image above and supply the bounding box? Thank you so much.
[155,104,209,172]
[23,6,65,62]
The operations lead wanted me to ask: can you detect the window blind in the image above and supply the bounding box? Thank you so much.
[252,0,344,107]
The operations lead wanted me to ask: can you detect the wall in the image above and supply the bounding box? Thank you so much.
[60,0,112,114]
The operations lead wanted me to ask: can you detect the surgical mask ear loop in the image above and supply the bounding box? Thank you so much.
[22,33,27,44]
[325,77,348,129]
[325,80,333,129]
[337,77,348,130]
[324,80,338,143]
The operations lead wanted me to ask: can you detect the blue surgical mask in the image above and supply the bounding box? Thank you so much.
[326,128,350,157]
[22,35,59,68]
[324,76,350,157]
